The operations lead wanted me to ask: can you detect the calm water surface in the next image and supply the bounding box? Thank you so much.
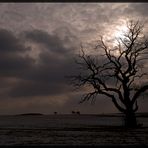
[0,115,147,129]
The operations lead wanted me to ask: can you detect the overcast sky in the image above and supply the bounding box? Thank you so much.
[0,3,147,115]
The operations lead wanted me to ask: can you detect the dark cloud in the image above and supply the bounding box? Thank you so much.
[10,81,68,98]
[24,29,68,54]
[9,54,75,98]
[0,29,33,77]
[0,4,147,114]
[0,55,33,77]
[23,28,79,55]
[0,28,77,99]
[125,4,148,17]
[0,29,29,53]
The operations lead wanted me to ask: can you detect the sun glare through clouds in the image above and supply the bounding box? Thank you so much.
[114,24,128,39]
[0,3,147,115]
[109,20,129,56]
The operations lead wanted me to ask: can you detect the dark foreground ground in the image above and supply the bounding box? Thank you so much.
[0,114,147,147]
[0,126,147,147]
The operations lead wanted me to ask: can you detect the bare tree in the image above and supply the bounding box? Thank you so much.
[70,20,148,127]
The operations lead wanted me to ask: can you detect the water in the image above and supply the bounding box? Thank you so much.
[0,114,147,129]
[0,115,147,145]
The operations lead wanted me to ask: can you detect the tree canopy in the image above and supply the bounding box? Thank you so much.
[70,20,148,127]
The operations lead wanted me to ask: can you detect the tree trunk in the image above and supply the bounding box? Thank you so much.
[124,110,137,128]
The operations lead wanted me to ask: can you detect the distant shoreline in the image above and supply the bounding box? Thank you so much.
[0,112,147,117]
[16,113,44,116]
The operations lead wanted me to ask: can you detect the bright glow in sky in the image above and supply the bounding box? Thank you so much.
[0,3,147,114]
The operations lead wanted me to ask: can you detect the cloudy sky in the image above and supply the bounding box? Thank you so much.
[0,3,147,115]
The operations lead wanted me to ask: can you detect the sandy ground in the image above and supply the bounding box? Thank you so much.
[0,126,147,146]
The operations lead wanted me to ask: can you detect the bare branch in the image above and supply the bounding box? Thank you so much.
[69,20,148,122]
[132,85,148,104]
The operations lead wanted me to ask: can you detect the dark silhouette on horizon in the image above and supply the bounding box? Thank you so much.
[71,111,80,115]
[18,113,44,116]
[54,112,57,115]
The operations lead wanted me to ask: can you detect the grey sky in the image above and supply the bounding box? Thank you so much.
[0,3,147,115]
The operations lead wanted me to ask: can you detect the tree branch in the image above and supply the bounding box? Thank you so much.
[132,85,148,104]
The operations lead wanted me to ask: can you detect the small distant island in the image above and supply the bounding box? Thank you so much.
[17,113,44,116]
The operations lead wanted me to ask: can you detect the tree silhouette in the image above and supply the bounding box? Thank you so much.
[70,20,148,127]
